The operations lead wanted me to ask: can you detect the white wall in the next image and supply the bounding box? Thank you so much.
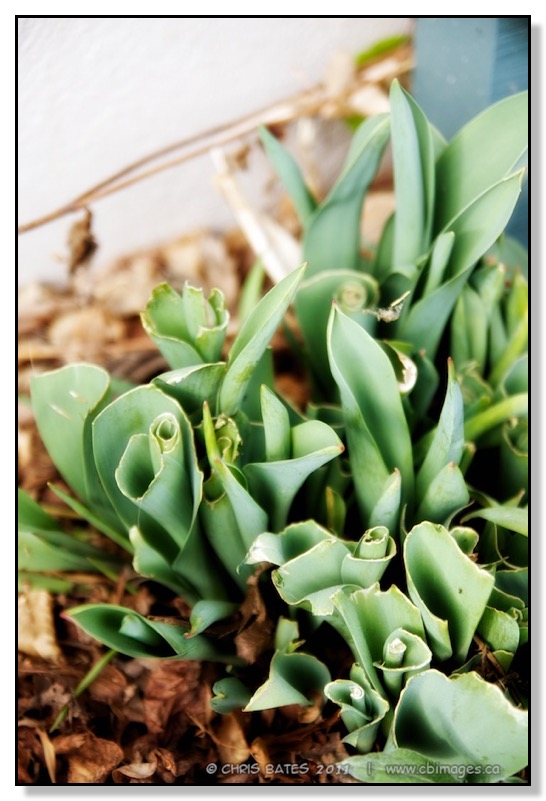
[18,17,412,286]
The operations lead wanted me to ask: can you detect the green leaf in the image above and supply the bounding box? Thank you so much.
[415,360,464,501]
[343,748,464,784]
[244,420,344,531]
[330,584,425,699]
[46,484,131,551]
[373,628,432,699]
[422,231,455,297]
[390,80,435,272]
[324,663,390,753]
[388,670,527,783]
[220,264,306,414]
[245,520,334,568]
[92,385,197,554]
[399,172,524,358]
[434,91,528,232]
[462,505,528,537]
[67,604,237,663]
[303,114,390,277]
[244,649,330,712]
[30,364,120,530]
[210,677,252,714]
[451,284,488,372]
[141,283,228,369]
[464,393,527,443]
[259,126,317,224]
[115,410,203,551]
[295,269,379,395]
[327,305,413,524]
[404,523,495,662]
[477,606,520,656]
[260,384,291,461]
[153,363,227,417]
[415,462,470,526]
[188,600,239,637]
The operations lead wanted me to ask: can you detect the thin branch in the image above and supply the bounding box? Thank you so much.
[18,54,413,235]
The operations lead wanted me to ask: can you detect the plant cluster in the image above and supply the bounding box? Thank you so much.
[19,80,528,784]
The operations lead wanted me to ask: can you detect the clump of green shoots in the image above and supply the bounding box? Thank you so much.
[20,80,528,784]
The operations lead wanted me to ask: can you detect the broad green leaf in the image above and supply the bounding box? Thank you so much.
[259,126,317,224]
[464,393,527,442]
[153,363,227,417]
[260,384,290,461]
[270,530,395,617]
[210,677,252,714]
[115,411,203,551]
[187,600,239,637]
[390,80,435,272]
[303,114,390,277]
[343,748,463,784]
[422,231,455,297]
[31,364,119,529]
[243,649,330,712]
[368,469,402,532]
[399,172,524,358]
[295,269,378,395]
[435,91,528,231]
[209,459,269,549]
[200,478,263,593]
[451,284,488,372]
[129,526,201,601]
[330,584,425,698]
[244,420,344,531]
[327,305,413,523]
[245,520,335,568]
[92,385,195,554]
[415,360,464,501]
[477,606,520,656]
[388,670,528,783]
[67,604,236,663]
[220,264,306,414]
[404,523,495,662]
[171,519,234,602]
[462,505,528,537]
[415,462,470,525]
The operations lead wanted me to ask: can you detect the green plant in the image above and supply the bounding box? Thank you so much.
[20,80,528,784]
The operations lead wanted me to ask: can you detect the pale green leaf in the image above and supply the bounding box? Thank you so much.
[404,523,495,663]
[220,264,306,414]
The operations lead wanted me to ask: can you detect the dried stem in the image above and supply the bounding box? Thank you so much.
[18,54,413,235]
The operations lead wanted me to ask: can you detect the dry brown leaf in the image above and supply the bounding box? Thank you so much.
[93,254,162,316]
[35,728,57,784]
[113,757,158,782]
[47,305,127,362]
[18,589,62,664]
[143,659,210,734]
[54,732,124,784]
[67,209,97,274]
[234,573,274,664]
[215,713,249,766]
[249,736,271,779]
